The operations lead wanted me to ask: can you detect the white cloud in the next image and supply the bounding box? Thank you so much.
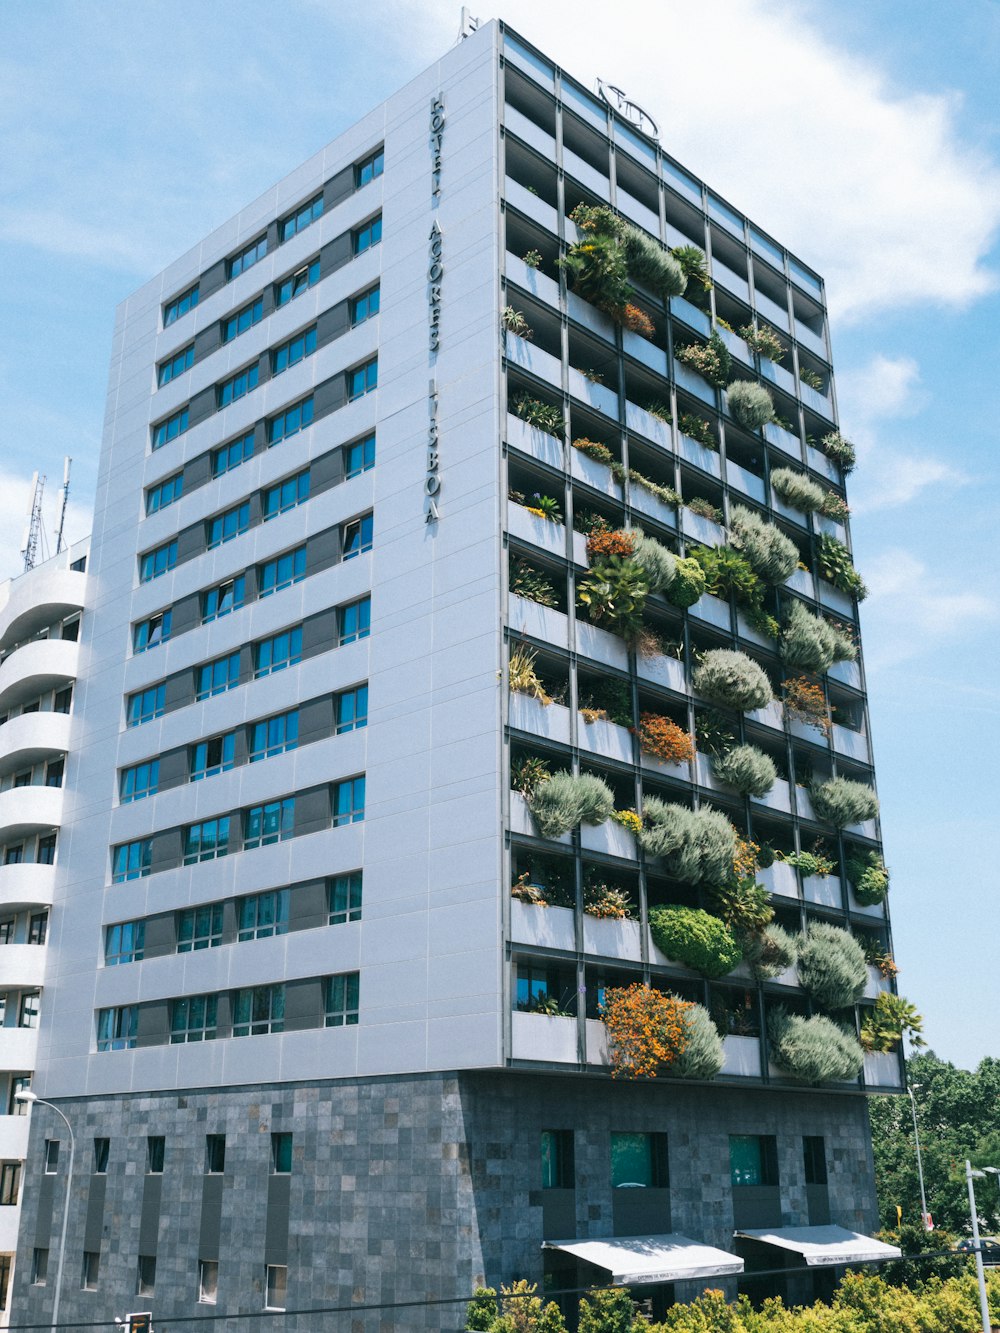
[837,355,925,428]
[853,454,964,513]
[861,548,997,666]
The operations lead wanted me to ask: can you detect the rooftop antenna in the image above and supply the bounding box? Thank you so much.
[55,457,72,555]
[20,472,45,573]
[458,7,480,40]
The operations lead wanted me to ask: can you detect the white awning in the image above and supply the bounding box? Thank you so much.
[543,1233,745,1285]
[734,1225,902,1267]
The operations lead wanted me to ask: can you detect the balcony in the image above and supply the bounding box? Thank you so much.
[0,785,63,843]
[585,1018,610,1067]
[508,693,572,746]
[832,724,869,763]
[785,567,815,598]
[736,611,772,650]
[716,326,752,367]
[507,504,567,559]
[770,489,807,528]
[505,177,558,233]
[563,147,608,196]
[673,359,716,407]
[630,484,678,530]
[505,105,557,160]
[727,461,765,505]
[679,433,721,479]
[0,1027,39,1071]
[509,790,571,846]
[622,329,668,376]
[755,290,789,331]
[506,411,563,469]
[616,189,659,239]
[637,653,686,695]
[689,591,730,631]
[682,511,725,548]
[0,1115,29,1161]
[747,700,784,732]
[807,444,840,484]
[570,448,622,500]
[763,422,801,458]
[863,1051,902,1089]
[568,367,618,417]
[568,291,616,340]
[0,944,46,990]
[750,777,792,815]
[758,358,796,396]
[575,621,629,671]
[506,333,561,389]
[0,565,88,654]
[580,819,636,860]
[829,659,861,690]
[669,295,711,338]
[796,321,827,359]
[577,716,633,764]
[817,580,854,616]
[510,899,575,951]
[0,710,72,779]
[0,863,56,914]
[583,915,642,962]
[802,874,843,909]
[756,861,799,900]
[511,1011,578,1063]
[849,885,885,918]
[800,382,833,419]
[506,253,560,310]
[713,261,750,304]
[508,595,570,650]
[0,637,79,713]
[625,400,671,449]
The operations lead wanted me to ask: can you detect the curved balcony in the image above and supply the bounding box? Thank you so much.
[0,711,72,780]
[0,863,56,913]
[0,1027,39,1072]
[0,944,47,990]
[0,566,88,654]
[0,785,63,843]
[0,637,79,713]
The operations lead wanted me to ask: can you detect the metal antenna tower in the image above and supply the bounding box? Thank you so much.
[55,457,72,555]
[20,472,45,573]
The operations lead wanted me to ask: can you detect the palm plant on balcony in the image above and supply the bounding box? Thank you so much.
[821,430,857,473]
[510,754,551,798]
[797,922,868,1009]
[576,556,650,641]
[770,466,825,514]
[726,380,774,431]
[810,776,879,828]
[768,1008,864,1083]
[781,599,856,674]
[815,532,868,600]
[639,799,737,884]
[511,392,563,437]
[629,531,677,593]
[846,849,890,905]
[711,743,777,797]
[648,905,742,978]
[859,992,924,1053]
[693,649,773,711]
[527,770,614,838]
[799,367,824,393]
[707,877,774,934]
[729,505,800,584]
[668,1002,725,1079]
[670,243,711,293]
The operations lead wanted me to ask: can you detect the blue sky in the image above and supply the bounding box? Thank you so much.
[1,0,997,1067]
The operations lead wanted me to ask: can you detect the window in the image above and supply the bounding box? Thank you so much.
[202,575,246,623]
[338,596,371,645]
[36,834,56,865]
[271,1132,292,1173]
[355,148,384,188]
[183,818,230,864]
[333,776,365,826]
[280,193,323,243]
[198,1259,218,1305]
[259,547,306,597]
[139,539,177,582]
[276,257,320,307]
[244,798,295,849]
[237,889,289,941]
[803,1136,828,1186]
[348,356,378,400]
[265,1264,287,1312]
[164,284,199,327]
[28,913,48,945]
[112,839,152,882]
[70,554,87,571]
[31,1249,48,1285]
[351,285,380,326]
[217,363,259,408]
[233,984,285,1037]
[133,611,171,653]
[205,1135,226,1174]
[268,395,314,444]
[249,710,298,761]
[610,1133,669,1188]
[212,431,255,478]
[272,325,317,375]
[336,685,368,733]
[152,407,189,450]
[61,616,81,643]
[127,683,165,727]
[97,1006,138,1051]
[81,1251,100,1291]
[177,904,223,952]
[44,1140,59,1174]
[342,513,373,560]
[145,472,184,516]
[105,921,145,966]
[329,872,362,924]
[0,921,13,944]
[136,1254,156,1297]
[3,848,22,867]
[729,1135,779,1187]
[0,1162,21,1205]
[146,1136,165,1174]
[263,469,310,520]
[170,994,218,1043]
[228,234,267,280]
[0,1254,8,1310]
[196,651,241,700]
[352,215,382,255]
[93,1137,110,1174]
[190,732,236,780]
[254,628,302,678]
[325,972,359,1027]
[540,1130,574,1189]
[157,344,194,387]
[13,771,30,788]
[19,992,40,1028]
[54,686,73,714]
[223,296,263,343]
[344,433,375,478]
[207,501,250,548]
[45,758,64,788]
[9,1076,31,1115]
[120,760,159,803]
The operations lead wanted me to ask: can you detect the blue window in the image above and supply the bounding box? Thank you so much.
[336,685,368,734]
[355,148,384,188]
[232,984,284,1036]
[254,627,302,678]
[212,431,255,478]
[217,364,259,408]
[275,257,320,307]
[127,683,165,727]
[152,407,189,449]
[196,652,241,700]
[145,472,183,514]
[341,513,373,559]
[139,540,177,583]
[237,889,289,941]
[333,776,365,826]
[202,575,245,623]
[249,710,298,762]
[133,610,171,653]
[272,326,317,375]
[183,818,230,865]
[163,284,199,328]
[228,235,267,281]
[223,297,263,343]
[170,995,218,1043]
[329,872,362,924]
[325,972,360,1026]
[207,501,250,549]
[338,596,370,645]
[190,732,236,781]
[343,433,375,478]
[119,760,159,804]
[268,396,313,445]
[279,194,323,243]
[348,358,377,401]
[112,839,152,883]
[351,286,380,326]
[97,1006,138,1051]
[258,547,306,597]
[157,344,194,387]
[104,921,145,966]
[177,904,223,952]
[263,470,310,520]
[352,216,382,255]
[243,798,295,849]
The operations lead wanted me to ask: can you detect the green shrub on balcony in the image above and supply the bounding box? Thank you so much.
[711,744,777,797]
[743,924,798,982]
[770,466,825,514]
[726,380,774,431]
[665,556,706,609]
[811,777,879,828]
[822,430,857,473]
[648,905,742,978]
[668,1002,725,1079]
[693,649,773,711]
[576,556,650,640]
[511,392,563,437]
[629,532,677,593]
[768,1008,864,1083]
[527,770,615,838]
[678,412,718,450]
[860,992,924,1054]
[739,323,785,362]
[729,505,800,584]
[816,532,868,600]
[640,800,737,884]
[676,331,732,388]
[707,877,774,934]
[781,599,857,674]
[797,922,868,1009]
[846,849,890,905]
[622,226,687,298]
[509,557,558,608]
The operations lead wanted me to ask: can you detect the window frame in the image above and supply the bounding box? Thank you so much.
[267,395,314,445]
[119,760,160,804]
[325,972,359,1027]
[279,194,323,243]
[157,343,194,387]
[343,433,375,479]
[163,284,199,327]
[332,775,365,827]
[104,920,146,966]
[354,148,384,188]
[170,994,219,1044]
[196,651,241,701]
[232,984,285,1037]
[227,234,268,281]
[237,889,289,941]
[352,215,383,256]
[151,407,189,450]
[177,904,224,953]
[350,284,380,326]
[243,798,295,850]
[222,296,264,344]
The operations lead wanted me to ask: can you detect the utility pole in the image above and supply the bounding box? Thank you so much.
[20,471,45,572]
[55,457,72,555]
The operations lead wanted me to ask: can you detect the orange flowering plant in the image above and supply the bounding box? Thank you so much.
[600,983,691,1079]
[782,675,831,735]
[635,712,695,765]
[586,528,636,560]
[621,303,655,339]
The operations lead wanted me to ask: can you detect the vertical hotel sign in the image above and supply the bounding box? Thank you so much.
[426,94,445,524]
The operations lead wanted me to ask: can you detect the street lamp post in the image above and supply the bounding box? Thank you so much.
[16,1091,75,1333]
[907,1084,931,1231]
[966,1160,992,1333]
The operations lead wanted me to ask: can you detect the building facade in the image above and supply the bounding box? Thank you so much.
[10,19,900,1331]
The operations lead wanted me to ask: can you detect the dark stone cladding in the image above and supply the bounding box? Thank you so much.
[12,1070,877,1332]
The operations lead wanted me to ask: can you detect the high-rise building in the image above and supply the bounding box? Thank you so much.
[9,18,902,1330]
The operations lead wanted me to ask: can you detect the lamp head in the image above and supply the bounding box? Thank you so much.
[14,1090,37,1105]
[983,1166,1000,1176]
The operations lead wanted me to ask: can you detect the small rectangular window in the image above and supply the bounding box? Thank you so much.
[249,709,298,762]
[338,596,371,645]
[540,1130,574,1189]
[258,548,306,598]
[170,994,218,1043]
[9,1076,31,1115]
[803,1136,828,1186]
[223,297,263,343]
[136,1254,156,1297]
[228,234,268,281]
[335,685,368,734]
[355,148,384,188]
[127,683,165,727]
[157,344,194,387]
[133,611,171,653]
[31,1248,48,1285]
[207,501,250,548]
[183,818,230,865]
[325,972,359,1027]
[237,889,289,941]
[352,215,382,256]
[151,407,189,450]
[610,1132,669,1188]
[146,1136,165,1174]
[729,1134,779,1187]
[254,627,302,678]
[348,357,378,401]
[350,285,380,326]
[119,759,161,802]
[163,284,199,327]
[212,431,255,478]
[139,539,177,583]
[81,1250,100,1291]
[270,1132,293,1173]
[18,992,40,1029]
[263,469,310,520]
[343,433,375,479]
[332,775,365,827]
[341,513,373,560]
[177,904,223,953]
[104,921,146,966]
[92,1137,110,1174]
[202,576,245,624]
[265,1264,287,1312]
[243,798,295,849]
[190,732,236,780]
[272,325,317,376]
[112,839,152,882]
[28,912,48,945]
[96,1006,138,1051]
[329,872,362,924]
[233,985,284,1037]
[54,686,73,714]
[280,194,323,243]
[198,1259,218,1305]
[0,1161,21,1205]
[196,652,241,700]
[0,919,14,943]
[45,759,64,789]
[205,1135,226,1173]
[275,257,320,307]
[44,1141,60,1174]
[268,395,314,445]
[217,364,259,409]
[36,834,56,865]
